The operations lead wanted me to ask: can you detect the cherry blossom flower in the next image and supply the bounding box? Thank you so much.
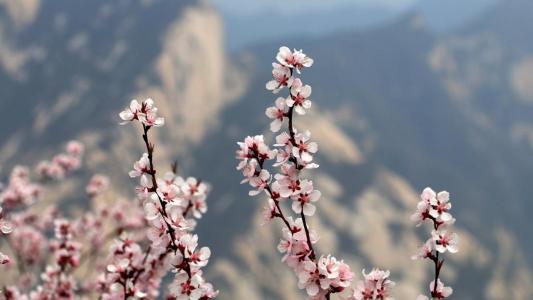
[156,179,181,203]
[129,152,150,177]
[86,174,109,198]
[411,239,433,260]
[0,251,10,264]
[291,180,321,216]
[35,141,84,180]
[119,98,164,127]
[431,230,459,254]
[410,198,431,227]
[287,78,312,115]
[429,191,453,223]
[292,131,318,163]
[298,259,321,296]
[0,207,13,234]
[276,46,314,73]
[249,169,271,196]
[412,187,459,300]
[265,97,288,132]
[430,279,453,299]
[136,174,152,200]
[119,99,142,122]
[266,63,294,93]
[349,268,395,300]
[262,199,278,224]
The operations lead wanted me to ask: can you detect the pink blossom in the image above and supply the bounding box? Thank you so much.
[129,153,150,177]
[262,199,278,224]
[265,97,288,132]
[431,230,459,254]
[119,99,142,122]
[266,63,294,93]
[349,268,395,300]
[297,259,321,296]
[287,78,312,115]
[0,207,13,234]
[86,174,109,198]
[249,169,270,196]
[276,46,314,73]
[412,187,459,300]
[66,140,85,157]
[429,191,453,223]
[136,174,152,201]
[291,180,321,216]
[119,98,164,127]
[274,163,300,197]
[430,279,453,299]
[0,251,10,264]
[411,239,433,260]
[292,131,318,163]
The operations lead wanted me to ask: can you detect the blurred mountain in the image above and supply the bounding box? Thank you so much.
[0,0,532,299]
[218,0,499,51]
[220,3,398,51]
[414,0,498,32]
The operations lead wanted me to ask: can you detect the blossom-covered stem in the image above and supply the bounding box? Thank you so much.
[287,101,315,260]
[430,215,445,297]
[140,124,197,282]
[256,155,291,230]
[181,180,201,218]
[141,125,163,208]
[141,124,179,252]
[129,246,152,289]
[411,187,457,299]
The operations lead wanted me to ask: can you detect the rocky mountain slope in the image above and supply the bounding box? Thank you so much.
[0,0,531,299]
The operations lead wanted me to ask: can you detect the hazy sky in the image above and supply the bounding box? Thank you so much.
[211,0,417,15]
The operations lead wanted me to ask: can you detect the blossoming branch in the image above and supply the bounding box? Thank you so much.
[236,46,396,300]
[236,46,460,300]
[412,188,459,299]
[119,98,217,299]
[0,98,217,299]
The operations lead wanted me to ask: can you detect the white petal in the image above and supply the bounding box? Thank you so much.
[303,204,316,216]
[270,119,282,132]
[266,80,278,91]
[295,106,306,115]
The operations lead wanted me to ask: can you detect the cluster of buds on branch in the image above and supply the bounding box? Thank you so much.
[412,188,458,299]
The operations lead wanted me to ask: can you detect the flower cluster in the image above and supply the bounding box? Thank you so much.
[86,174,110,198]
[0,141,151,298]
[0,142,84,267]
[119,98,217,299]
[0,166,41,210]
[347,268,395,300]
[237,46,394,299]
[0,166,39,265]
[1,98,215,299]
[30,219,81,299]
[411,187,459,299]
[119,98,164,127]
[36,141,84,179]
